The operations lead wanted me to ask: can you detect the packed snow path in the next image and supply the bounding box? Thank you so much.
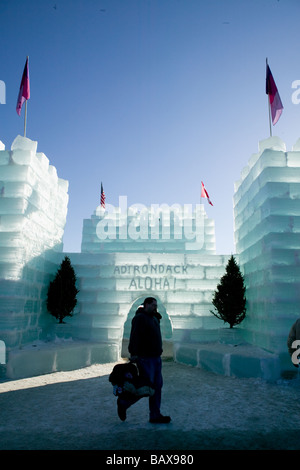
[1,359,300,450]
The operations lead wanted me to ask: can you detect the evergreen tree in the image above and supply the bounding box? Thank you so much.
[47,256,79,324]
[210,255,246,328]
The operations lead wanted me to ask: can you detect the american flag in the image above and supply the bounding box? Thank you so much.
[100,182,106,208]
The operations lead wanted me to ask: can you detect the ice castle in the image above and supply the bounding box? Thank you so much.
[0,134,299,380]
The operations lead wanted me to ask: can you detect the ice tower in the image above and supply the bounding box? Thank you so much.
[0,136,68,353]
[234,136,300,369]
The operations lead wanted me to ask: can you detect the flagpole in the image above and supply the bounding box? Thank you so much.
[24,56,29,137]
[268,99,272,137]
[24,99,27,137]
[266,57,272,137]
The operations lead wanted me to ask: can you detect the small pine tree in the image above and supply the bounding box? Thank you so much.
[210,255,246,328]
[47,256,79,324]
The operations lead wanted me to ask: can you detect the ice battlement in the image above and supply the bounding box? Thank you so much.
[81,201,216,253]
[234,136,300,193]
[0,135,69,273]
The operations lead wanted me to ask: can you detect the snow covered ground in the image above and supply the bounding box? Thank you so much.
[1,358,300,451]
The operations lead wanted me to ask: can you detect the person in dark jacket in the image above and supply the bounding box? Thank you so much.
[117,297,171,424]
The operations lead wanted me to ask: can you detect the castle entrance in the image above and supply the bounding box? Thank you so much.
[121,296,173,359]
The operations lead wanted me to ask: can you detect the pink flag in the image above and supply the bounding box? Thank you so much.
[201,181,213,206]
[16,57,30,116]
[266,63,283,125]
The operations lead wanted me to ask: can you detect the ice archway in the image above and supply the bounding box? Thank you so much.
[121,296,173,358]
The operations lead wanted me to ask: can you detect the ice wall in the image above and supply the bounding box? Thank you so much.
[234,136,300,364]
[55,251,230,354]
[81,203,216,253]
[73,202,225,355]
[0,136,69,349]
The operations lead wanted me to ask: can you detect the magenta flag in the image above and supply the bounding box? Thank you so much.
[266,64,283,125]
[16,57,30,116]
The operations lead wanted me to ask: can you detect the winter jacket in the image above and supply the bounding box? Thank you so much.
[128,307,163,358]
[287,318,300,358]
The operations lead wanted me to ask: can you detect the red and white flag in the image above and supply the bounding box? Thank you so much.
[16,57,30,116]
[201,181,213,206]
[100,182,105,208]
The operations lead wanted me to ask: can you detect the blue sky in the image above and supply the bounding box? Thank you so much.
[1,0,300,254]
